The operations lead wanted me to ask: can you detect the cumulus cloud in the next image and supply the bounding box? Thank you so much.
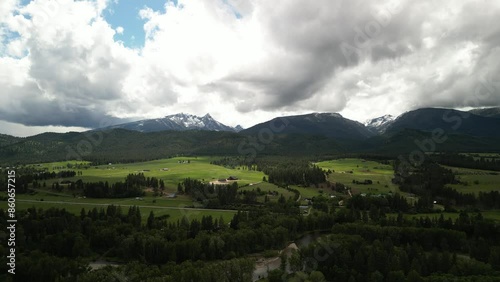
[0,0,135,129]
[1,0,500,135]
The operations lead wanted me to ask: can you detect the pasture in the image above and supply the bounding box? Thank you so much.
[239,182,296,202]
[28,157,266,190]
[16,187,239,223]
[444,166,500,194]
[15,157,270,222]
[16,200,236,223]
[290,185,326,199]
[315,158,403,196]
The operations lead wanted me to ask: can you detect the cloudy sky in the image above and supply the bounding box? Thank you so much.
[1,0,500,137]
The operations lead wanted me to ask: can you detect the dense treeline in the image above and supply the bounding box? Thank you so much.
[2,199,500,281]
[393,160,500,211]
[32,170,77,180]
[3,154,500,281]
[348,193,410,213]
[212,156,327,186]
[82,181,144,198]
[297,232,500,282]
[210,156,257,170]
[84,258,255,282]
[0,203,345,282]
[394,161,457,196]
[432,153,500,171]
[266,163,326,186]
[0,169,153,196]
[0,168,35,194]
[269,210,500,281]
[43,173,165,198]
[258,158,328,186]
[0,130,248,165]
[0,129,351,165]
[179,178,238,208]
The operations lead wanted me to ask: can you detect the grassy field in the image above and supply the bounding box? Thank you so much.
[290,185,326,199]
[12,157,272,222]
[444,166,500,194]
[15,187,238,223]
[29,157,266,191]
[315,158,403,196]
[481,210,500,221]
[13,157,500,223]
[16,201,236,223]
[18,189,195,207]
[239,182,296,202]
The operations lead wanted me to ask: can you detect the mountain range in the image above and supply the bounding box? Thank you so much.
[1,107,499,164]
[469,107,500,119]
[383,108,500,137]
[102,113,243,132]
[98,107,500,137]
[364,115,395,134]
[241,112,374,140]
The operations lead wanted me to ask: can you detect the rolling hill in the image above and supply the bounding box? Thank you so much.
[469,107,500,118]
[241,113,375,140]
[2,107,500,165]
[0,134,22,148]
[385,108,500,137]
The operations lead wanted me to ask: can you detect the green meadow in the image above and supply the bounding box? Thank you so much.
[16,187,238,223]
[290,185,325,199]
[16,201,236,223]
[239,181,296,202]
[29,157,266,191]
[444,166,500,194]
[17,157,500,222]
[315,158,403,195]
[16,157,268,221]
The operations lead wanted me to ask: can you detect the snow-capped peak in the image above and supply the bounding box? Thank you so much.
[234,125,244,132]
[158,113,238,132]
[103,113,240,133]
[312,112,343,118]
[364,115,394,126]
[364,115,395,134]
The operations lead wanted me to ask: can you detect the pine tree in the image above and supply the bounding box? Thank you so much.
[147,211,155,229]
[80,208,86,220]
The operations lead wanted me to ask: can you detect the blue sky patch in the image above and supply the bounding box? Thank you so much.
[13,0,237,48]
[222,0,242,19]
[104,0,174,48]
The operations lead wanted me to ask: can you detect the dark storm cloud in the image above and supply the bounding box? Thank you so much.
[0,2,137,130]
[0,83,130,128]
[214,0,429,112]
[2,0,500,133]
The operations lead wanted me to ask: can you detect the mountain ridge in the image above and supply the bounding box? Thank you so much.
[468,107,500,118]
[385,108,500,137]
[2,107,500,165]
[241,112,375,140]
[364,115,395,134]
[100,113,242,133]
